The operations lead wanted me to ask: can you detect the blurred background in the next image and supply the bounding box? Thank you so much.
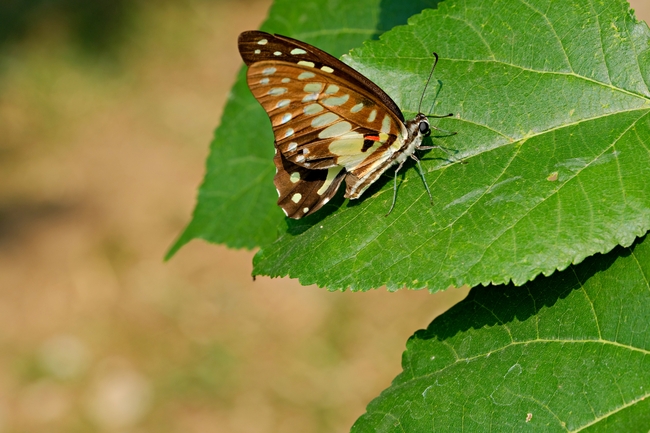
[0,1,647,432]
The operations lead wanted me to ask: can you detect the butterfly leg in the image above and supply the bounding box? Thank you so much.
[411,154,434,206]
[430,126,457,136]
[419,144,460,163]
[386,160,406,216]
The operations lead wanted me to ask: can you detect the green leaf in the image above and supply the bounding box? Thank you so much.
[352,234,650,432]
[166,0,441,257]
[253,0,650,291]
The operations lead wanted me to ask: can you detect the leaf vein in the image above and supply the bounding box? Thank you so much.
[518,0,573,73]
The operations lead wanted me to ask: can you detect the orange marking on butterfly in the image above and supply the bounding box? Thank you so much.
[365,135,381,141]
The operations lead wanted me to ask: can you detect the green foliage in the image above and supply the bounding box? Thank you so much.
[168,0,650,430]
[171,0,650,293]
[252,0,650,292]
[352,234,650,431]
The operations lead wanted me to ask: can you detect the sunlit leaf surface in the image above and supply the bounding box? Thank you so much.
[352,234,650,431]
[254,0,650,291]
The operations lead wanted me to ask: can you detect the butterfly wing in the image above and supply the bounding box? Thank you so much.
[238,31,404,123]
[239,31,409,218]
[273,151,346,218]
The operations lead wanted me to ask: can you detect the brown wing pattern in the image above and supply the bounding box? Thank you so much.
[246,61,407,167]
[238,31,410,218]
[273,152,346,218]
[238,31,404,122]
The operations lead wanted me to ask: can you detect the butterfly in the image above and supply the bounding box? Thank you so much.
[238,30,452,219]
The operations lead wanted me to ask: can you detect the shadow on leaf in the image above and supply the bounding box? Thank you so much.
[415,237,639,342]
[376,0,446,36]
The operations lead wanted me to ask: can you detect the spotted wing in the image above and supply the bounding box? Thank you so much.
[238,31,409,218]
[238,31,404,123]
[273,152,346,218]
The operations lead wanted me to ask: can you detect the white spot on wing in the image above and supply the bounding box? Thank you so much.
[276,99,290,108]
[319,121,352,138]
[291,193,302,203]
[322,94,349,107]
[284,128,294,138]
[302,93,318,102]
[257,39,268,45]
[328,135,365,156]
[254,49,261,54]
[303,207,309,213]
[311,112,339,127]
[325,84,339,94]
[287,142,298,151]
[268,87,287,96]
[291,48,307,55]
[273,51,282,56]
[351,103,363,113]
[296,155,305,162]
[298,72,315,80]
[381,114,392,133]
[279,113,292,124]
[368,109,377,122]
[297,61,315,68]
[259,78,270,85]
[290,172,300,183]
[262,67,276,75]
[303,83,323,93]
[317,166,343,195]
[321,66,334,73]
[281,78,290,83]
[304,104,323,115]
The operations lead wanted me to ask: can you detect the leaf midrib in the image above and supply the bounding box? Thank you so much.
[398,338,650,388]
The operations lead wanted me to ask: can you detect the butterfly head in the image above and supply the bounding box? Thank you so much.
[418,116,431,137]
[410,113,431,139]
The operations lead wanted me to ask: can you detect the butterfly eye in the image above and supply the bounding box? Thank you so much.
[419,121,431,136]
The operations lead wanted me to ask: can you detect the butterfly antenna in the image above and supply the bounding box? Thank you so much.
[417,52,439,114]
